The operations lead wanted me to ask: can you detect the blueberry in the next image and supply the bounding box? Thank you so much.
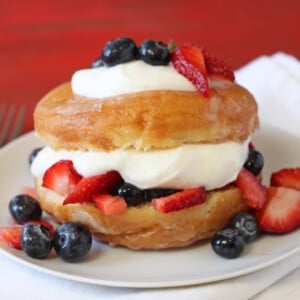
[139,39,170,66]
[9,194,42,224]
[54,222,92,263]
[211,227,245,259]
[244,149,264,176]
[230,213,258,243]
[91,57,104,68]
[29,147,43,166]
[101,37,138,66]
[21,224,53,259]
[143,188,179,201]
[114,182,145,206]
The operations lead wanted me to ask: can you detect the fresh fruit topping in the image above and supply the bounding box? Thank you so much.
[91,57,104,68]
[243,149,264,176]
[42,160,83,197]
[114,182,144,206]
[0,226,22,249]
[93,194,127,215]
[255,187,300,233]
[151,187,206,213]
[211,227,245,259]
[9,194,42,224]
[236,168,267,209]
[171,45,209,97]
[143,188,180,201]
[21,223,53,259]
[28,147,43,166]
[101,37,138,66]
[202,48,235,82]
[28,220,55,238]
[63,171,123,205]
[230,213,258,243]
[139,39,170,66]
[54,222,92,262]
[270,167,300,191]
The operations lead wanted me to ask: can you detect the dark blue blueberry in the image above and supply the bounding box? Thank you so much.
[143,188,180,201]
[101,37,138,66]
[9,194,42,224]
[139,39,170,65]
[244,149,264,176]
[29,147,43,166]
[21,224,53,259]
[230,213,258,243]
[54,222,92,263]
[91,57,104,68]
[211,227,245,259]
[114,182,145,206]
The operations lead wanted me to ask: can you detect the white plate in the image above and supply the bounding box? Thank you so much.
[0,124,300,288]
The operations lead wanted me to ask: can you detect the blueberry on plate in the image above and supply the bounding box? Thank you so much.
[9,194,42,224]
[21,223,53,259]
[243,149,264,176]
[139,39,170,65]
[54,222,92,263]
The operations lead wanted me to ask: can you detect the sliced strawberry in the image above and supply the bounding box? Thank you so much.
[63,171,123,205]
[202,48,235,82]
[0,226,22,249]
[236,168,267,209]
[151,187,206,213]
[93,194,127,215]
[171,45,209,97]
[255,187,300,233]
[271,167,300,191]
[42,160,83,196]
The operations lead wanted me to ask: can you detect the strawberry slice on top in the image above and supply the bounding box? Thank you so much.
[93,194,127,215]
[270,167,300,191]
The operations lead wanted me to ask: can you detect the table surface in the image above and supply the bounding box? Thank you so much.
[0,0,299,134]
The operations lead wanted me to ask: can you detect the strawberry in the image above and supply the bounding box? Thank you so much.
[0,226,22,249]
[236,168,267,209]
[42,160,83,196]
[63,171,123,205]
[202,48,235,82]
[270,167,300,191]
[255,187,300,233]
[93,194,127,215]
[151,187,206,213]
[171,45,209,97]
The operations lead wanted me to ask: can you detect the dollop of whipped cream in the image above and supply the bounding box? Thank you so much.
[31,140,249,190]
[71,60,197,98]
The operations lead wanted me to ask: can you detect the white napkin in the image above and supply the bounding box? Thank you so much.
[1,53,300,300]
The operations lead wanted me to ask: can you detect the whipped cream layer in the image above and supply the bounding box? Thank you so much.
[71,60,198,98]
[31,140,249,190]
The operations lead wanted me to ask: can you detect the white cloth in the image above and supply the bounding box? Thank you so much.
[1,52,300,299]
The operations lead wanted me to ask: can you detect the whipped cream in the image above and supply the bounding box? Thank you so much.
[31,140,249,190]
[71,60,198,98]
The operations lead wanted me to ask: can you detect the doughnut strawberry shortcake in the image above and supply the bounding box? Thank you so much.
[30,37,265,250]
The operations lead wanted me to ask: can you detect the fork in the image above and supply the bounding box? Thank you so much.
[0,103,27,146]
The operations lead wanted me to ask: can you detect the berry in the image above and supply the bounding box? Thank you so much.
[139,39,170,66]
[93,194,127,215]
[270,167,300,191]
[255,187,300,233]
[211,227,245,259]
[114,182,144,206]
[54,222,92,262]
[0,226,22,249]
[91,57,104,68]
[63,171,123,205]
[230,213,258,243]
[29,147,42,165]
[171,45,209,97]
[151,187,206,213]
[21,223,53,259]
[143,188,180,201]
[42,160,83,197]
[236,168,267,209]
[243,149,264,176]
[9,194,42,224]
[101,37,138,66]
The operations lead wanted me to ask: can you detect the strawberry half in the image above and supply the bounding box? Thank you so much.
[255,187,300,233]
[236,168,267,209]
[0,226,22,249]
[171,45,209,97]
[151,187,206,213]
[42,160,83,196]
[93,194,127,215]
[271,167,300,191]
[63,171,123,205]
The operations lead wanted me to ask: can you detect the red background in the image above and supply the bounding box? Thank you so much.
[1,0,299,134]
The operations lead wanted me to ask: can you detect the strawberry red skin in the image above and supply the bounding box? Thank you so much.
[255,187,300,233]
[0,226,22,249]
[63,171,123,205]
[271,167,300,191]
[236,168,267,209]
[93,194,127,215]
[152,187,206,213]
[42,160,82,196]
